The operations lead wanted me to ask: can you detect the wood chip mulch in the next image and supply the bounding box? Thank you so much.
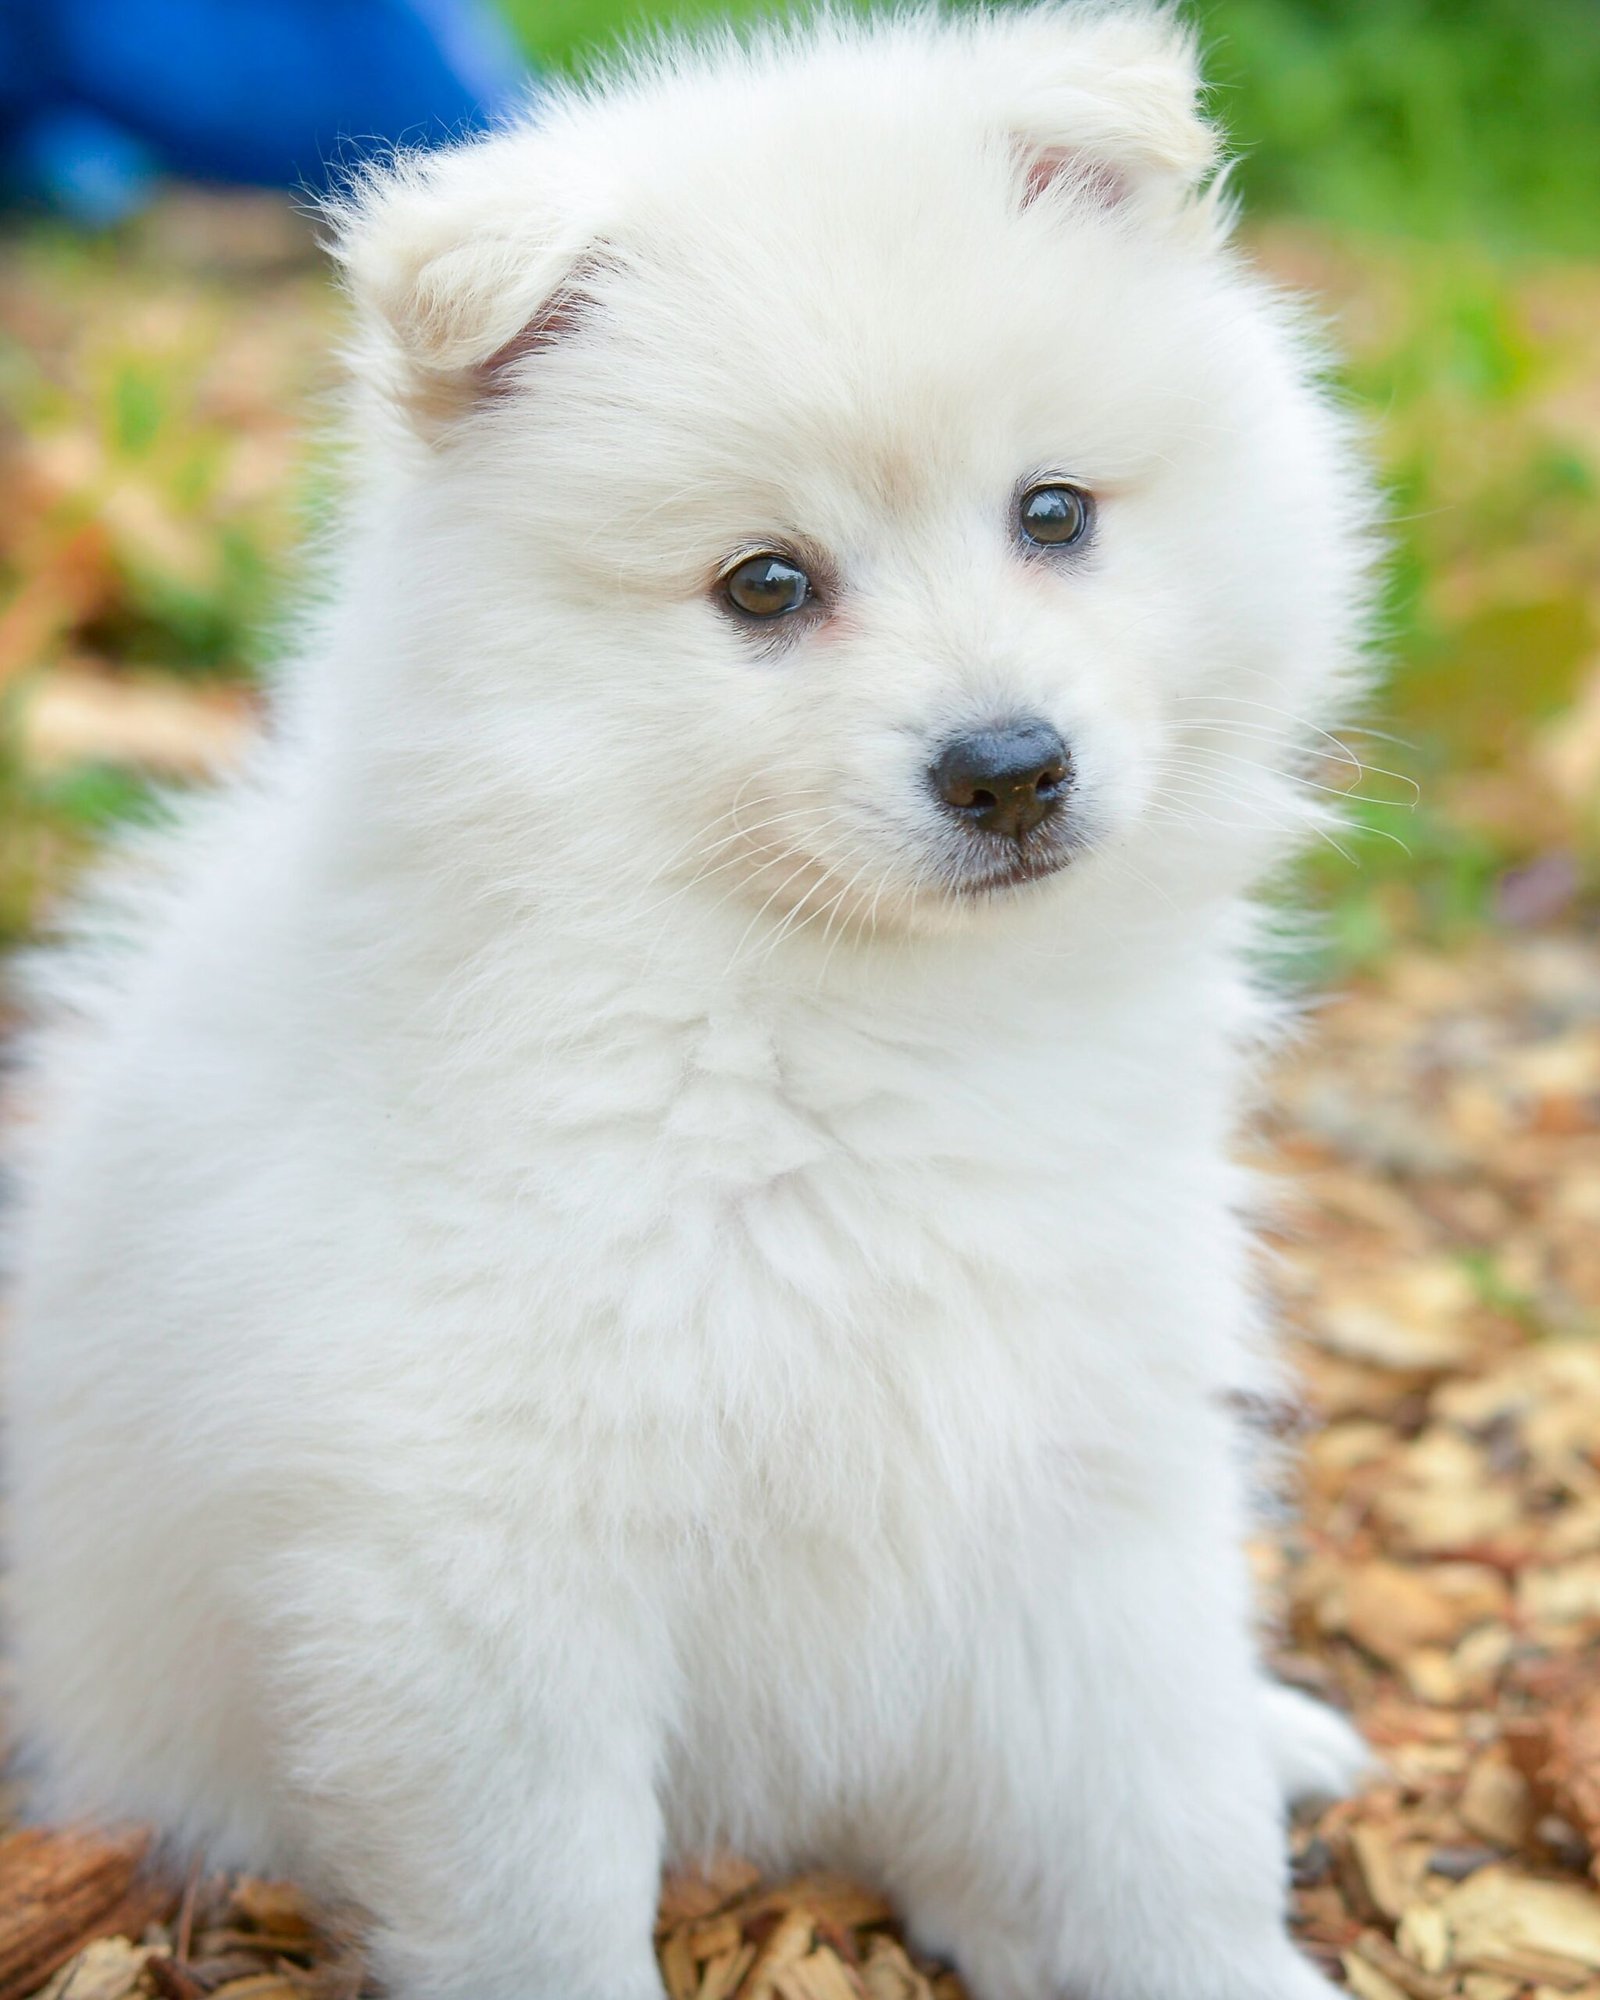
[7,930,1600,2000]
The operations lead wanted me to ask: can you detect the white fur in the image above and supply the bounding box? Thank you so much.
[4,10,1376,1998]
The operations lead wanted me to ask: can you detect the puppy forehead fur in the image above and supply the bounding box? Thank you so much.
[337,4,1229,498]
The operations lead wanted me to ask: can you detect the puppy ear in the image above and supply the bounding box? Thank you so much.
[1000,8,1218,219]
[330,140,598,437]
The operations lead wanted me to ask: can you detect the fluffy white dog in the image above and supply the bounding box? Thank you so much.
[5,8,1376,1998]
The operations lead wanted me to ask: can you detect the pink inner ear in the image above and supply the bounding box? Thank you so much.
[476,267,598,393]
[1020,145,1128,212]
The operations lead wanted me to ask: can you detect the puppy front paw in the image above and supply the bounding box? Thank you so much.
[1263,1680,1376,1807]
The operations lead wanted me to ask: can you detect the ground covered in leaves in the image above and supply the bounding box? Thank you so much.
[4,926,1600,1998]
[1265,933,1600,1998]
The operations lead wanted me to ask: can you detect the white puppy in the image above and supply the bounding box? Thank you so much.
[5,9,1375,1998]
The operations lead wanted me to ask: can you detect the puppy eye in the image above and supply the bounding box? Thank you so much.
[723,554,813,620]
[1019,484,1094,549]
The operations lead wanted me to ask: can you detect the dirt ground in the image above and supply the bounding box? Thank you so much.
[4,923,1600,1999]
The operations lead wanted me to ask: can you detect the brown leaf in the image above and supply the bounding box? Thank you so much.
[206,1980,311,2000]
[1347,1822,1435,1923]
[657,1858,765,1932]
[1333,1560,1510,1666]
[767,1949,867,2000]
[1553,1691,1600,1883]
[660,1924,700,2000]
[1417,1867,1600,1981]
[223,1884,316,1944]
[739,1881,894,1936]
[0,1828,177,2000]
[1346,1927,1453,2000]
[144,1955,207,2000]
[29,1938,163,2000]
[858,1938,936,2000]
[696,1943,757,2000]
[741,1911,817,2000]
[1460,1748,1537,1850]
[1503,1689,1600,1883]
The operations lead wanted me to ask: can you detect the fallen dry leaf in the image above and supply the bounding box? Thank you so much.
[1419,1868,1600,1983]
[0,1828,176,2000]
[29,1938,163,2000]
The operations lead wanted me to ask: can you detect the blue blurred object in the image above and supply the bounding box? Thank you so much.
[0,0,522,223]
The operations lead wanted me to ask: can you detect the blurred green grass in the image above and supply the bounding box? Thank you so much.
[2,0,1598,965]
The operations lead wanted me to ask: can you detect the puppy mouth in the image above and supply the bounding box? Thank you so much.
[944,838,1076,898]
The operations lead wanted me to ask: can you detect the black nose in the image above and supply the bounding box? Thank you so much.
[930,721,1071,839]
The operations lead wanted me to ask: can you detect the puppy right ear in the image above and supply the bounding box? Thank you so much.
[330,140,597,438]
[997,6,1219,223]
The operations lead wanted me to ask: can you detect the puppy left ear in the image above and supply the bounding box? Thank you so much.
[998,7,1219,219]
[330,136,600,437]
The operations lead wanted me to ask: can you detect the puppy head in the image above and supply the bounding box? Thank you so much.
[333,6,1369,941]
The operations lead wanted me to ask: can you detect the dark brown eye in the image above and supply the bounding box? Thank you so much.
[723,553,812,619]
[1019,484,1093,548]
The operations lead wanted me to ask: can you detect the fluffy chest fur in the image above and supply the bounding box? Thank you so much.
[274,888,1263,1552]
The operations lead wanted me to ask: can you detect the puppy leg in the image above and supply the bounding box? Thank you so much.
[1262,1679,1374,1807]
[270,1540,669,2000]
[880,1500,1341,2000]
